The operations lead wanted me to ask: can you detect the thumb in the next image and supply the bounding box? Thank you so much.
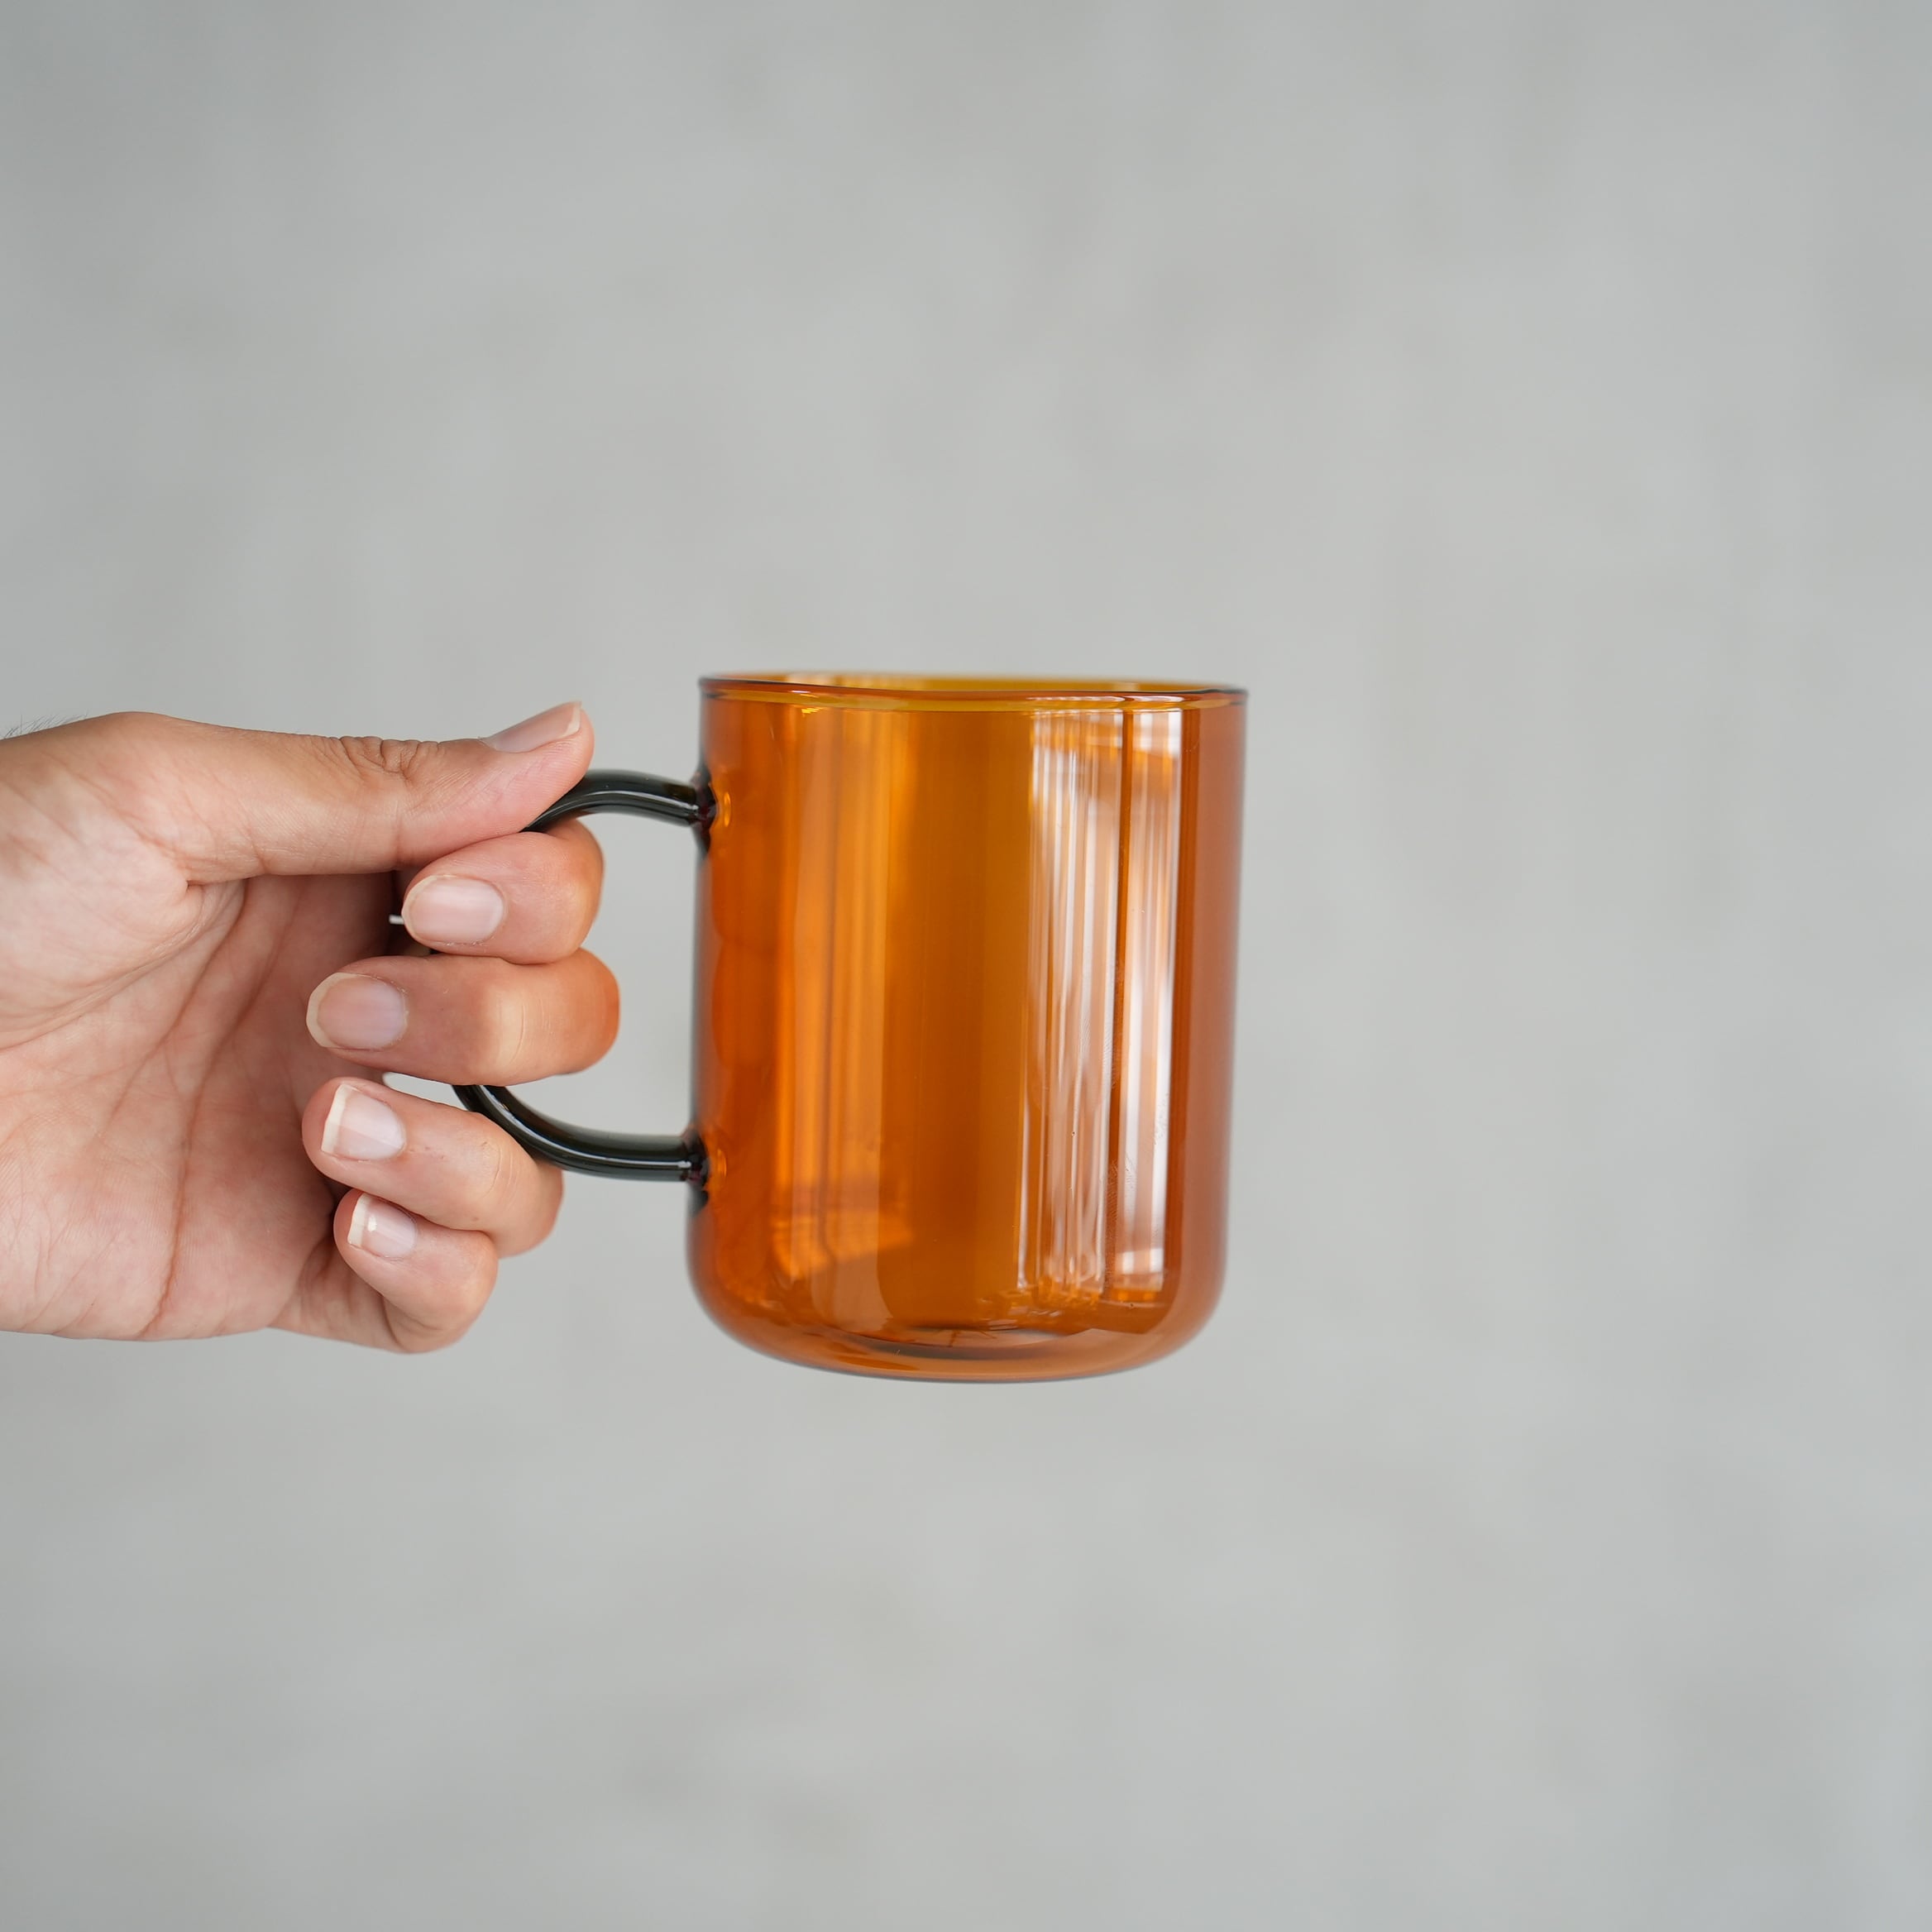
[76,702,595,882]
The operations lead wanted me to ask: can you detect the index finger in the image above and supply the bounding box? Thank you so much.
[397,817,603,964]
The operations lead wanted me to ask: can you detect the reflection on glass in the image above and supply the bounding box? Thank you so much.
[1017,705,1184,1313]
[1110,705,1184,1293]
[772,709,910,1333]
[1019,707,1121,1311]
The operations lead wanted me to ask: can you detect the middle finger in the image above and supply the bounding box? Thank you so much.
[306,949,619,1084]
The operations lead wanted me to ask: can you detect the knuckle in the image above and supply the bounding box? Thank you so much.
[64,710,171,789]
[78,710,166,756]
[42,714,192,849]
[389,1261,495,1353]
[551,816,606,884]
[503,1166,563,1255]
[585,954,622,1054]
[478,967,530,1074]
[531,1169,563,1243]
[557,868,605,942]
[390,1315,466,1355]
[332,734,437,787]
[477,1123,528,1213]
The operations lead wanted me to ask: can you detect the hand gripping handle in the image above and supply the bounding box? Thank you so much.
[452,770,709,1184]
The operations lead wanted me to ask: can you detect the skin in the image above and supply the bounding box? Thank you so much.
[0,704,615,1351]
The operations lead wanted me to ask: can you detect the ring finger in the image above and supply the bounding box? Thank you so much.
[303,1077,563,1255]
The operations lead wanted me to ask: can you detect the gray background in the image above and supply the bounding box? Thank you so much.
[2,2,1929,1926]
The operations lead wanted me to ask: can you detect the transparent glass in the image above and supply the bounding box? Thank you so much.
[687,674,1246,1381]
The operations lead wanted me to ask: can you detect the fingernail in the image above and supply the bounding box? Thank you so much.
[402,875,505,946]
[321,1084,407,1161]
[486,701,582,753]
[307,973,408,1052]
[347,1194,418,1260]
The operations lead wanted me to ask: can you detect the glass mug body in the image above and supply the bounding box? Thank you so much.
[689,675,1243,1382]
[459,674,1244,1381]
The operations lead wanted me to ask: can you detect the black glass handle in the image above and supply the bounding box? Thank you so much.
[452,770,710,1184]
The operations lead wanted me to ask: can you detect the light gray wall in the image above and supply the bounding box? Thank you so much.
[3,3,1930,1926]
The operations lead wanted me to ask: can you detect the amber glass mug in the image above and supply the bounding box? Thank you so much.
[458,674,1246,1381]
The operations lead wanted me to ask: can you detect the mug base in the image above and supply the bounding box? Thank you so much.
[695,1297,1212,1383]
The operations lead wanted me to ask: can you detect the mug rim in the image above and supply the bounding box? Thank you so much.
[700,672,1247,711]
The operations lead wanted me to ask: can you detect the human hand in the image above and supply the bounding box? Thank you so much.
[0,704,614,1350]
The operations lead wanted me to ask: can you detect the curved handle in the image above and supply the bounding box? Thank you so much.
[452,770,710,1184]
